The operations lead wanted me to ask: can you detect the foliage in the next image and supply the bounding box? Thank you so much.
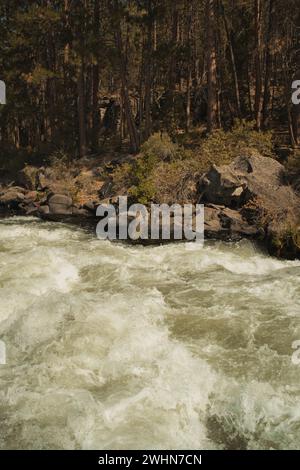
[0,0,298,162]
[287,149,300,173]
[111,124,275,205]
[201,121,274,167]
[140,132,182,161]
[112,132,189,204]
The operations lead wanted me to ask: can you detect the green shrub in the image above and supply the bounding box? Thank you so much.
[49,149,72,171]
[111,123,275,205]
[147,159,198,204]
[287,149,300,172]
[201,120,274,167]
[140,132,181,161]
[0,147,29,174]
[112,133,187,204]
[22,164,39,187]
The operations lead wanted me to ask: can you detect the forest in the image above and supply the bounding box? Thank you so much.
[0,0,299,165]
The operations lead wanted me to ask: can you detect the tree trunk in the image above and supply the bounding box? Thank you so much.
[77,55,87,157]
[92,0,101,150]
[64,0,70,66]
[254,0,263,130]
[262,0,274,129]
[113,0,140,153]
[220,0,241,118]
[186,1,193,131]
[169,5,179,92]
[206,0,218,133]
[144,0,154,140]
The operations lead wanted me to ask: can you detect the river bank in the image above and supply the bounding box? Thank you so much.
[1,150,300,259]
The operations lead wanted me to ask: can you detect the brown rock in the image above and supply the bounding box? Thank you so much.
[48,194,73,215]
[199,153,300,257]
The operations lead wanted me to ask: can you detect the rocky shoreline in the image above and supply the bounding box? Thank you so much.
[1,153,300,259]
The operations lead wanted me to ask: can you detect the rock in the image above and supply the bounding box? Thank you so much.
[24,191,38,202]
[199,153,300,257]
[198,162,249,207]
[48,194,73,215]
[99,180,114,199]
[36,168,57,191]
[83,201,96,213]
[0,189,25,207]
[24,203,39,216]
[0,186,41,214]
[199,153,293,209]
[203,204,258,240]
[38,205,50,215]
[72,207,94,218]
[219,207,259,237]
[204,206,223,238]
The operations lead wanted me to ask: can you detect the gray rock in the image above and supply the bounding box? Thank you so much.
[204,204,257,240]
[204,206,223,238]
[198,162,248,207]
[48,194,73,215]
[0,189,25,205]
[199,153,300,257]
[39,205,50,215]
[25,203,39,216]
[99,180,113,199]
[72,207,94,218]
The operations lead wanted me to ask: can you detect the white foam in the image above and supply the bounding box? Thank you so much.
[0,219,300,449]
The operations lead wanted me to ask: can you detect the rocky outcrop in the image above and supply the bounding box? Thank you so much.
[0,186,26,210]
[37,194,96,222]
[204,204,260,241]
[48,194,73,216]
[1,152,300,259]
[198,153,300,258]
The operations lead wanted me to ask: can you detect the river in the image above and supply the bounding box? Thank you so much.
[0,217,300,450]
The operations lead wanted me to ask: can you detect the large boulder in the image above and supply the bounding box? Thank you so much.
[204,204,259,241]
[199,153,300,258]
[199,153,297,209]
[48,194,73,216]
[199,163,248,207]
[0,187,26,209]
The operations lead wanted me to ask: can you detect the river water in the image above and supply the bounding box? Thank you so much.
[0,217,300,450]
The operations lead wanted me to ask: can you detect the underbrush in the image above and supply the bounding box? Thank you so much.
[112,122,275,205]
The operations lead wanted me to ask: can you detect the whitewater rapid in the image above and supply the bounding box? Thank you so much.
[0,217,300,449]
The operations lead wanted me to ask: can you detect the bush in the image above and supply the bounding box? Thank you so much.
[111,123,275,205]
[0,147,29,175]
[287,149,300,173]
[140,132,181,161]
[287,149,300,192]
[49,150,73,171]
[111,133,197,204]
[21,164,39,188]
[147,159,198,204]
[201,120,274,168]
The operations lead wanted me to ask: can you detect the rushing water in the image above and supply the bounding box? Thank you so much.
[0,217,300,450]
